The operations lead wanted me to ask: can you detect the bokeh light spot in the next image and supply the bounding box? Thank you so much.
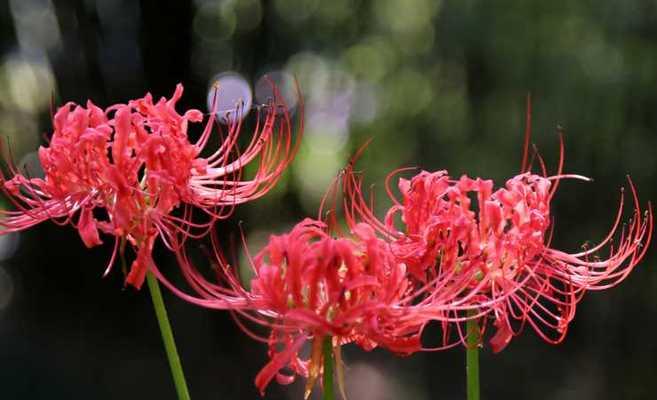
[255,70,299,115]
[1,54,55,114]
[207,72,253,124]
[374,0,440,34]
[273,0,319,22]
[0,233,20,262]
[193,1,237,42]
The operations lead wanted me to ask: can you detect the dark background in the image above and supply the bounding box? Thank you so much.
[0,0,656,399]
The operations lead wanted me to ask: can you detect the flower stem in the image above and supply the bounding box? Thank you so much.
[146,271,191,400]
[466,317,480,400]
[322,337,335,400]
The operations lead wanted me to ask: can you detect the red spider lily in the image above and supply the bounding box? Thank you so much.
[0,83,301,288]
[251,219,422,396]
[387,169,649,351]
[336,129,652,352]
[157,218,422,397]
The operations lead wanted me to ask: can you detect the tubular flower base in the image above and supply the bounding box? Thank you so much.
[0,83,300,288]
[339,141,652,352]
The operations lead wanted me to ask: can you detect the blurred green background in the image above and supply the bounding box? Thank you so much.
[0,0,656,399]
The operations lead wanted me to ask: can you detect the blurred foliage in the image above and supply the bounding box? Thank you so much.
[0,1,656,399]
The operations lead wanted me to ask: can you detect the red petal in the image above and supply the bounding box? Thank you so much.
[125,236,156,289]
[489,320,513,353]
[78,207,102,248]
[255,336,306,395]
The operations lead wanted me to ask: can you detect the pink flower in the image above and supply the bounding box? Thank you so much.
[252,219,420,395]
[160,218,421,397]
[338,138,652,352]
[0,84,301,288]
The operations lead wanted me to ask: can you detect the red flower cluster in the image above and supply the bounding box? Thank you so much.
[164,130,651,396]
[25,87,646,397]
[0,84,299,288]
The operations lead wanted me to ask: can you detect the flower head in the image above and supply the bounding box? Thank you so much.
[0,83,301,288]
[159,217,421,397]
[250,219,418,394]
[337,134,652,352]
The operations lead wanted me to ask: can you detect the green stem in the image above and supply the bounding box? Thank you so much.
[146,271,191,400]
[466,317,480,400]
[322,337,335,400]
